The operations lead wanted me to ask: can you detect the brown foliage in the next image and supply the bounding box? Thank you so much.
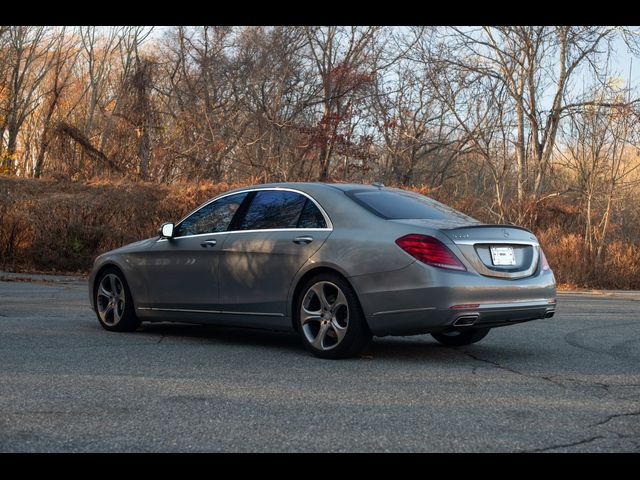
[0,176,244,272]
[2,175,639,289]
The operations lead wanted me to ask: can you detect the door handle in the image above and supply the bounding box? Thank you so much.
[201,239,217,248]
[293,236,313,245]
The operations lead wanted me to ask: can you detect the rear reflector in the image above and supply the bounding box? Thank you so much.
[450,304,480,309]
[540,249,550,271]
[395,234,466,271]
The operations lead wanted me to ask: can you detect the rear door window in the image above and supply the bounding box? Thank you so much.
[297,199,327,229]
[238,190,307,230]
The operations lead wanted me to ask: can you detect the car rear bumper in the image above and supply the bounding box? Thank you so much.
[365,301,556,336]
[349,260,556,336]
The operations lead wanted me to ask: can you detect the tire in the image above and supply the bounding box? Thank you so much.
[94,267,141,332]
[295,273,372,359]
[431,328,490,347]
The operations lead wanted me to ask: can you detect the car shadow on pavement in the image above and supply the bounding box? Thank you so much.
[134,321,534,363]
[137,322,303,351]
[365,336,535,362]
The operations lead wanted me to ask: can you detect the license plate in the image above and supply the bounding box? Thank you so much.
[490,246,516,266]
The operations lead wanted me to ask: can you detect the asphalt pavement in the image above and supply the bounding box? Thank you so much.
[0,274,639,452]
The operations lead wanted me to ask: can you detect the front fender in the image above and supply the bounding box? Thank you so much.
[88,253,148,312]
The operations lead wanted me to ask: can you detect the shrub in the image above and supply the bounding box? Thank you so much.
[2,175,639,288]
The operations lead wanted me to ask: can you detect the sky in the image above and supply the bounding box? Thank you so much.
[610,34,639,85]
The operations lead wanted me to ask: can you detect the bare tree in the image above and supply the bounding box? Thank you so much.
[372,55,466,188]
[302,26,381,181]
[1,25,639,234]
[229,26,314,181]
[98,26,154,156]
[557,83,640,273]
[421,26,637,213]
[75,26,123,171]
[32,28,81,178]
[154,26,242,181]
[0,26,56,174]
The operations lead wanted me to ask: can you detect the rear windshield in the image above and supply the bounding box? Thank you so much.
[348,189,475,222]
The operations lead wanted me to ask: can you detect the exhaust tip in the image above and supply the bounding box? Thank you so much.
[544,310,555,319]
[453,314,479,327]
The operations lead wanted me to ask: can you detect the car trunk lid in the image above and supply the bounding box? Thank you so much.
[442,225,540,279]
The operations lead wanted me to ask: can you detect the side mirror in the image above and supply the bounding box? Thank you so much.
[160,222,175,239]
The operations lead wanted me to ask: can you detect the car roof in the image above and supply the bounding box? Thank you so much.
[231,182,387,193]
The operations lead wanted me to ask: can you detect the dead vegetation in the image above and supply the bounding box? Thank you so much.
[0,176,243,272]
[1,175,639,289]
[1,27,640,288]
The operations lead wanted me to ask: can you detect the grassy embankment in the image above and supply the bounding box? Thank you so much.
[1,175,639,289]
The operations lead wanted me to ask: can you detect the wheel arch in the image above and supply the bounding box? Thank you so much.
[91,262,131,312]
[289,265,368,334]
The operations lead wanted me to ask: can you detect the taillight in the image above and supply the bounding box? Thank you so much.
[540,249,550,271]
[395,234,466,271]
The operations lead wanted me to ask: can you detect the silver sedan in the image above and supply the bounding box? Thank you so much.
[89,183,557,358]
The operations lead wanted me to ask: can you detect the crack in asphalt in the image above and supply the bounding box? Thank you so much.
[548,376,610,389]
[590,411,640,427]
[547,376,640,399]
[460,350,640,398]
[460,350,566,388]
[459,350,640,452]
[522,435,605,453]
[525,430,640,453]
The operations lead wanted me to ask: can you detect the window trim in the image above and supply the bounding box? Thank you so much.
[158,187,333,242]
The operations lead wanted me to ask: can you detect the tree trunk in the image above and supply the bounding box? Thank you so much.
[33,139,47,179]
[3,125,20,174]
[584,194,593,260]
[138,127,150,180]
[318,143,330,181]
[515,103,526,206]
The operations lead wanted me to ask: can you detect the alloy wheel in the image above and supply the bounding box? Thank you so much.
[300,281,349,351]
[96,273,126,326]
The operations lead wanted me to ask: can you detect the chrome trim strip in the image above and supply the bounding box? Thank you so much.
[218,310,285,317]
[370,300,554,317]
[157,227,330,243]
[371,306,436,316]
[158,186,333,243]
[137,307,285,317]
[453,240,539,246]
[475,300,555,309]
